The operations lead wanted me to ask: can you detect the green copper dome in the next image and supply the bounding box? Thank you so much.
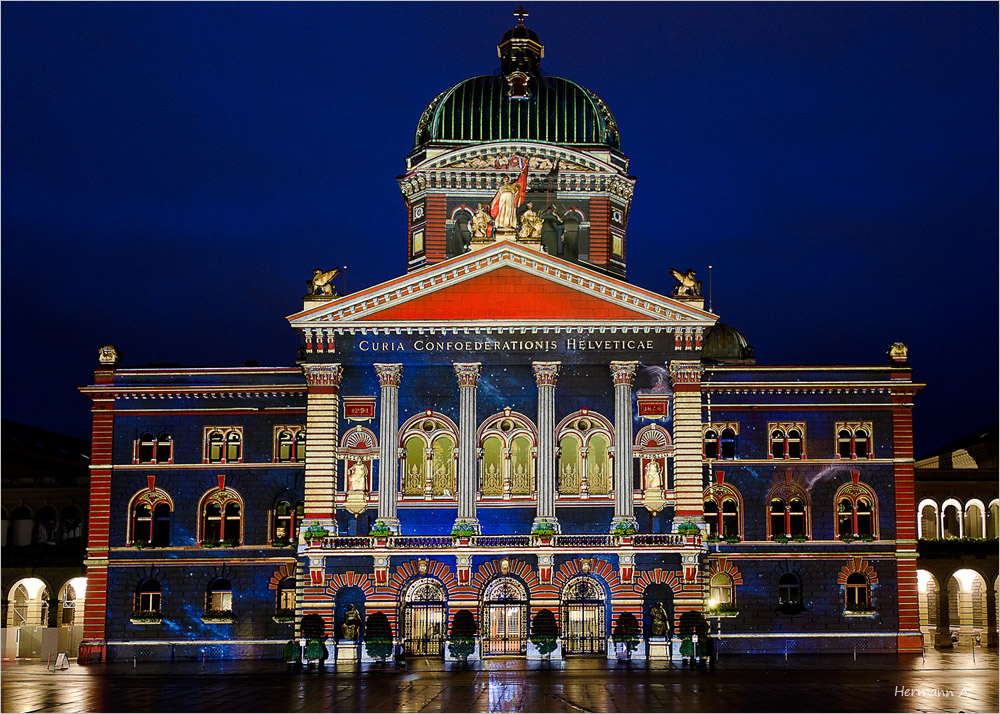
[413,19,620,151]
[414,75,620,150]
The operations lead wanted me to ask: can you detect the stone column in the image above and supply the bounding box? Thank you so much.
[669,361,705,526]
[934,575,953,649]
[609,361,638,528]
[374,364,403,533]
[532,362,560,530]
[302,364,343,521]
[985,578,998,648]
[454,363,482,532]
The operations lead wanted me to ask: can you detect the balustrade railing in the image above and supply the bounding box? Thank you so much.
[316,532,699,549]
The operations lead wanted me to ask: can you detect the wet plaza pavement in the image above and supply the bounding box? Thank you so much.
[2,649,997,713]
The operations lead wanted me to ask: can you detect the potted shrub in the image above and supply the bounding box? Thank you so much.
[447,609,478,661]
[677,522,700,545]
[724,535,741,544]
[528,609,559,659]
[304,638,327,663]
[132,539,149,550]
[273,608,294,623]
[200,539,221,548]
[202,608,235,623]
[451,520,476,545]
[706,602,739,617]
[283,639,300,664]
[613,520,638,544]
[678,611,711,664]
[772,535,789,544]
[839,534,855,544]
[530,520,557,544]
[363,611,394,662]
[130,610,162,624]
[612,612,641,659]
[370,520,393,546]
[271,537,291,548]
[304,523,329,545]
[705,533,720,543]
[845,604,876,616]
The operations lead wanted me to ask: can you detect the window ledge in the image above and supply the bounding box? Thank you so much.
[202,615,235,624]
[843,610,877,618]
[706,611,739,618]
[272,616,294,623]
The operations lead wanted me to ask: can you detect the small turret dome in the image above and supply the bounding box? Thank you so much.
[702,323,756,364]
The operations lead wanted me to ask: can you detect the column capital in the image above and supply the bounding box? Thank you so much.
[669,361,704,387]
[609,360,638,387]
[453,362,483,387]
[532,361,561,387]
[374,363,403,388]
[302,363,343,390]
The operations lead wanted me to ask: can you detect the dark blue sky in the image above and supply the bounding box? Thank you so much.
[2,2,996,455]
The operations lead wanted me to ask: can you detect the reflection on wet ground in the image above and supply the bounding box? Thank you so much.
[2,648,997,713]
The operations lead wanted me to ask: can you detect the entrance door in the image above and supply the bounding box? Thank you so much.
[402,578,446,656]
[561,577,607,656]
[481,577,527,656]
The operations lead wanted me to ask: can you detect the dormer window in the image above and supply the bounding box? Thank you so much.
[507,72,530,99]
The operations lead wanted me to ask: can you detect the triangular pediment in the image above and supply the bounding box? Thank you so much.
[289,242,716,330]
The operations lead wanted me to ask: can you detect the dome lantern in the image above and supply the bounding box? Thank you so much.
[498,6,544,92]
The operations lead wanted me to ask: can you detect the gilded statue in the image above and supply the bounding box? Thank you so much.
[669,268,702,297]
[650,602,668,637]
[310,267,341,296]
[341,604,362,640]
[517,202,543,240]
[470,203,493,239]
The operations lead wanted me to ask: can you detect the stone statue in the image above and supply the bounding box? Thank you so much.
[669,267,702,297]
[650,602,668,637]
[517,202,543,240]
[341,604,361,640]
[644,460,663,490]
[490,176,522,231]
[348,462,367,492]
[470,203,493,239]
[310,267,341,296]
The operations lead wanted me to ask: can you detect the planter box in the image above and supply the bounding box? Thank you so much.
[526,639,562,660]
[130,617,162,625]
[444,637,480,661]
[360,639,398,663]
[608,638,645,660]
[844,610,877,618]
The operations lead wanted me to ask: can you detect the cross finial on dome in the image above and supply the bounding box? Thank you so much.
[514,5,528,26]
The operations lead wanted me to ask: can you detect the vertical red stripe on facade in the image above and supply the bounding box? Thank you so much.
[891,392,922,652]
[589,198,610,267]
[425,194,448,263]
[81,391,115,649]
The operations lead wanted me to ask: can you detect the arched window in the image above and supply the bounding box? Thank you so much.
[35,506,57,545]
[60,578,86,625]
[200,489,243,546]
[703,483,743,539]
[710,573,734,606]
[205,428,243,464]
[451,209,472,256]
[274,428,306,463]
[919,501,939,539]
[769,423,805,460]
[768,485,810,540]
[845,573,870,610]
[719,428,737,460]
[778,573,801,606]
[8,506,32,547]
[835,481,879,539]
[399,414,458,499]
[135,579,161,615]
[556,412,613,497]
[60,506,83,543]
[206,578,233,614]
[941,500,962,538]
[479,410,538,498]
[703,429,719,460]
[987,500,999,540]
[135,432,172,464]
[835,423,872,460]
[964,500,985,539]
[271,499,301,546]
[129,489,172,547]
[276,578,295,615]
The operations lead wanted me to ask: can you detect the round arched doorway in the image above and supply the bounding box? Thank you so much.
[481,577,528,656]
[561,576,607,656]
[402,577,446,656]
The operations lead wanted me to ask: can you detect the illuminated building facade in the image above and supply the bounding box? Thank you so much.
[78,14,927,662]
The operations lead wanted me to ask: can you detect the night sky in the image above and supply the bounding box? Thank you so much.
[2,2,996,456]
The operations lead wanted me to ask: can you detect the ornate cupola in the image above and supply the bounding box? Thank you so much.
[399,7,636,280]
[498,7,544,98]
